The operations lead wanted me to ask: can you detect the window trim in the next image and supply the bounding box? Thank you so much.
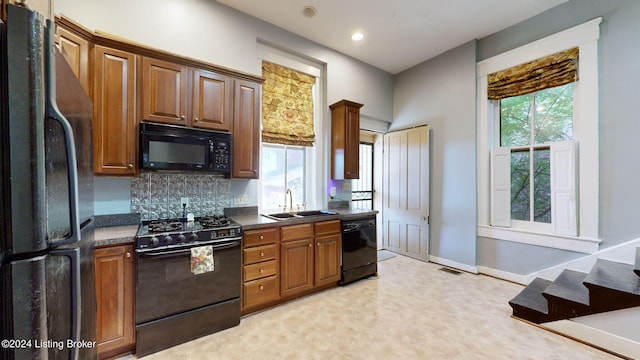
[477,18,602,253]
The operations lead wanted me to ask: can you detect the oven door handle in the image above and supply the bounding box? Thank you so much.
[138,240,241,259]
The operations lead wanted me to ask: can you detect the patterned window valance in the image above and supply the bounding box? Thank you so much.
[262,61,316,146]
[488,47,579,100]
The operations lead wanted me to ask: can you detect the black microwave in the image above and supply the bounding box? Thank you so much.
[140,122,232,175]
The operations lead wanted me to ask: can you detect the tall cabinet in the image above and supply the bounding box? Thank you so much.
[330,100,363,179]
[93,46,138,175]
[232,80,261,179]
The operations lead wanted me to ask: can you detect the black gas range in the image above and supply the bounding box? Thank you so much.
[135,215,242,252]
[134,215,242,356]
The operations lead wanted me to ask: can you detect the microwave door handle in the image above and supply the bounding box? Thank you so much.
[44,19,81,247]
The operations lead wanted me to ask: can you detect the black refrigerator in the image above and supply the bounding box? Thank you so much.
[0,4,96,360]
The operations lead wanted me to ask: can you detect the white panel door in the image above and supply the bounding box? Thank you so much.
[383,126,429,261]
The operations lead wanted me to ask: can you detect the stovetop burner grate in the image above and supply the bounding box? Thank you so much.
[199,215,231,229]
[147,220,183,233]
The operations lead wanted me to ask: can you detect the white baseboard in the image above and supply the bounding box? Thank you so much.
[477,266,528,285]
[428,255,478,274]
[542,319,640,359]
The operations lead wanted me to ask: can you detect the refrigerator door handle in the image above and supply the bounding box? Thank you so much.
[43,19,82,247]
[50,247,82,360]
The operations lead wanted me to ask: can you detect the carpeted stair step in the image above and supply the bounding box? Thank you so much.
[634,248,640,277]
[509,278,553,324]
[583,259,640,311]
[542,269,590,318]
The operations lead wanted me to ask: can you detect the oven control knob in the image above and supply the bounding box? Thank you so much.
[189,233,199,242]
[163,235,174,245]
[177,234,186,243]
[149,236,159,247]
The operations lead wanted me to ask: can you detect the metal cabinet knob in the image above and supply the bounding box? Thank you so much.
[308,243,312,248]
[194,117,199,122]
[125,252,131,258]
[259,268,264,274]
[259,285,264,290]
[127,163,134,169]
[260,235,264,240]
[260,252,264,257]
[180,115,186,120]
[317,242,320,247]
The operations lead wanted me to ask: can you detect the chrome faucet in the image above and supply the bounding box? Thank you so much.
[285,188,293,213]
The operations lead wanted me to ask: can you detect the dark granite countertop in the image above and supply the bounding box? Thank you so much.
[230,208,378,231]
[94,225,138,247]
[93,213,140,247]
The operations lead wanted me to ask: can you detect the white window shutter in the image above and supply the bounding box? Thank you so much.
[491,146,511,227]
[551,140,577,236]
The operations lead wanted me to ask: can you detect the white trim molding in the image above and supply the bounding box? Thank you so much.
[476,18,602,252]
[429,255,479,274]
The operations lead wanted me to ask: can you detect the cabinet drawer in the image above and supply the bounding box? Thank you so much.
[244,227,279,247]
[281,223,313,242]
[243,260,277,282]
[243,275,278,308]
[315,220,341,237]
[243,244,276,265]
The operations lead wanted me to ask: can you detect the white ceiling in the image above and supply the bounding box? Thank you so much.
[216,0,568,74]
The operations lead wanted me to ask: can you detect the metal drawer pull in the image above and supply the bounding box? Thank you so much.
[126,252,131,258]
[259,268,264,274]
[259,285,264,290]
[260,235,264,240]
[260,252,264,257]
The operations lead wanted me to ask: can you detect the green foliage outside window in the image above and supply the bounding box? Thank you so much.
[500,83,573,223]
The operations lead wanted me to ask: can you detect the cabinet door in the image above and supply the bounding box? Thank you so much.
[344,106,361,179]
[315,234,341,287]
[330,100,363,180]
[95,245,135,358]
[140,57,188,125]
[93,46,137,175]
[280,238,313,297]
[56,26,91,95]
[232,79,261,179]
[191,69,232,131]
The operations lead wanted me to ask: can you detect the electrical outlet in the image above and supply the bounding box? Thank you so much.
[341,182,351,191]
[180,197,189,205]
[234,194,248,205]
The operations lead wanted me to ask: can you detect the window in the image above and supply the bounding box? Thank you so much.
[351,142,374,210]
[477,18,602,253]
[499,83,574,229]
[258,43,324,212]
[261,144,306,211]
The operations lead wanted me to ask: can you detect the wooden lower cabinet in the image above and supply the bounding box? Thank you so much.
[242,220,342,315]
[95,245,135,359]
[242,228,280,313]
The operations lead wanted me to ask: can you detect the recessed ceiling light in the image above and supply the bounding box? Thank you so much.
[351,32,364,41]
[301,6,317,18]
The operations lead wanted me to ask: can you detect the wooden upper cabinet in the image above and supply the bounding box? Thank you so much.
[55,25,91,96]
[191,69,232,131]
[330,100,363,180]
[232,79,261,179]
[93,45,137,175]
[140,57,188,126]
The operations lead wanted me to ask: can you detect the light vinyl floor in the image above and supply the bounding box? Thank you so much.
[140,255,618,360]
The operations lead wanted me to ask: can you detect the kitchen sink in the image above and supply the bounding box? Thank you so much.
[261,210,337,221]
[295,210,337,217]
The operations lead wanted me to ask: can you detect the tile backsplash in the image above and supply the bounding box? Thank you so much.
[131,172,230,221]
